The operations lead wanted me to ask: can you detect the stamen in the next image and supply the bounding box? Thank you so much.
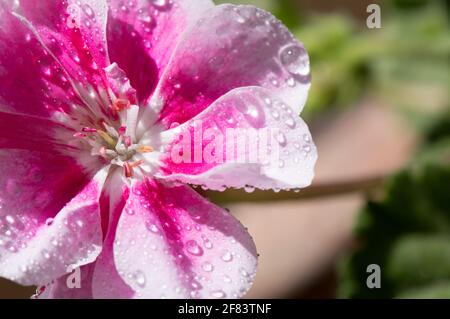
[130,160,145,168]
[82,127,97,133]
[125,104,140,143]
[99,147,107,157]
[138,145,154,153]
[112,98,131,112]
[97,130,116,147]
[118,126,126,136]
[124,162,134,178]
[73,132,87,138]
[124,136,132,147]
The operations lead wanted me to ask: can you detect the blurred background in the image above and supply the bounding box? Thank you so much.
[1,0,449,298]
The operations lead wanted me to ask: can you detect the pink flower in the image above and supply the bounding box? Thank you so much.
[0,0,316,299]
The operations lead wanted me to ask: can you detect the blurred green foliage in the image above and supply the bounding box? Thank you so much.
[297,0,449,121]
[338,117,450,298]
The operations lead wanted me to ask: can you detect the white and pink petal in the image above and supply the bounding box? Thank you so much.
[150,4,310,129]
[157,87,317,191]
[112,179,257,299]
[0,161,107,286]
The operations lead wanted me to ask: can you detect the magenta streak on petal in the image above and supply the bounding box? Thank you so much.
[106,16,158,104]
[92,172,134,299]
[0,6,81,118]
[0,111,78,152]
[135,179,202,290]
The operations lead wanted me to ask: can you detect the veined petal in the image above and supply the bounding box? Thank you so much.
[0,163,107,286]
[0,4,84,118]
[106,0,214,103]
[112,179,257,299]
[13,0,110,89]
[157,87,317,191]
[91,168,134,299]
[149,4,310,129]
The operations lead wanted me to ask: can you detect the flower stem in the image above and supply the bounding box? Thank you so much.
[203,175,386,204]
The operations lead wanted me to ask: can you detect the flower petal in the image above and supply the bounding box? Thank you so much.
[112,179,257,299]
[0,4,84,118]
[157,87,317,191]
[106,0,214,103]
[91,168,135,299]
[0,111,78,153]
[13,0,110,88]
[0,159,107,286]
[150,4,311,128]
[37,263,95,299]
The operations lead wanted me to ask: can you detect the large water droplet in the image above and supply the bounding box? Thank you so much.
[276,132,287,147]
[284,115,296,129]
[280,45,310,76]
[151,0,169,9]
[221,251,233,262]
[186,240,204,256]
[133,270,146,288]
[244,185,255,193]
[236,100,265,128]
[82,4,95,18]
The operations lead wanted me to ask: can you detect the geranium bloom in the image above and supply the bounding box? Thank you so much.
[0,0,316,299]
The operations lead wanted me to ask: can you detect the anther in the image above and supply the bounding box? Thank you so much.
[138,145,154,153]
[124,162,134,178]
[112,98,131,113]
[82,127,97,133]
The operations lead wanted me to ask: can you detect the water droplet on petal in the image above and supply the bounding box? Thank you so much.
[202,262,214,272]
[186,240,203,256]
[244,185,255,193]
[280,44,310,76]
[211,290,226,299]
[276,132,287,147]
[45,218,54,226]
[284,115,296,129]
[133,270,146,288]
[221,251,233,262]
[5,215,15,225]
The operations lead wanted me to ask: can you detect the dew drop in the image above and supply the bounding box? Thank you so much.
[151,0,168,9]
[271,110,280,120]
[284,115,296,129]
[202,262,214,272]
[147,222,159,233]
[276,132,287,147]
[133,270,146,288]
[243,185,255,193]
[286,77,296,87]
[279,44,310,76]
[82,4,95,18]
[211,290,226,299]
[186,240,204,256]
[221,251,233,262]
[45,218,54,226]
[5,215,15,225]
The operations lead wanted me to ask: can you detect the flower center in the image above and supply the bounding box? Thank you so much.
[73,98,154,178]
